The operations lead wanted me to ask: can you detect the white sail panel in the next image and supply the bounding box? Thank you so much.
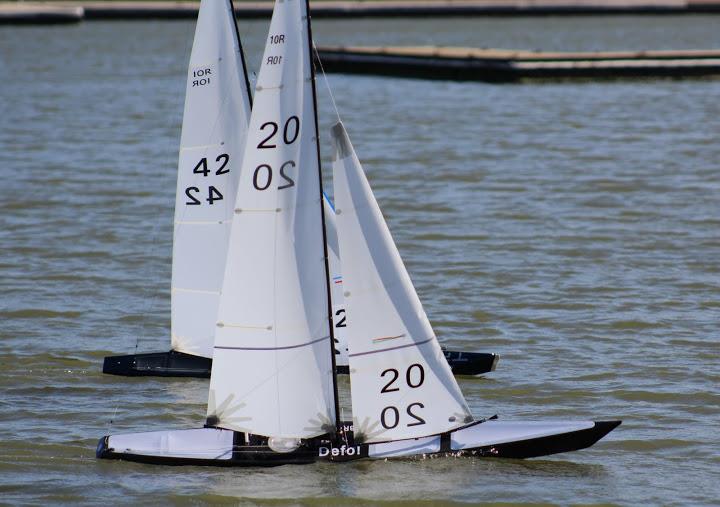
[207,0,335,439]
[324,196,349,367]
[171,0,252,357]
[331,122,472,443]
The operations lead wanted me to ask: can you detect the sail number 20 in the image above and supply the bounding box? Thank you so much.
[252,116,300,192]
[379,364,426,430]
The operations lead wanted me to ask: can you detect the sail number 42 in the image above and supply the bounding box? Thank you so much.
[379,364,426,430]
[185,154,229,206]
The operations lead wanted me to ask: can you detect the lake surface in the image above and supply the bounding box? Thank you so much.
[1,15,719,506]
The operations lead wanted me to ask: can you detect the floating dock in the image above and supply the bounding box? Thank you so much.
[1,0,720,22]
[316,46,720,81]
[79,0,720,18]
[0,4,83,24]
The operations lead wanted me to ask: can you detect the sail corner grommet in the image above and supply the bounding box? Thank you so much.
[217,322,224,328]
[234,208,242,214]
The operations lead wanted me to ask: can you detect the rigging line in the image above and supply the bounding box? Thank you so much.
[130,9,199,355]
[312,42,342,123]
[105,405,119,434]
[104,0,198,434]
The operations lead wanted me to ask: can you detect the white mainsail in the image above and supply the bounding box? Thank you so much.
[171,0,252,358]
[331,122,473,443]
[207,0,336,439]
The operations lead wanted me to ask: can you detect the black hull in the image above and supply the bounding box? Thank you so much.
[458,420,622,459]
[102,350,212,378]
[442,350,499,376]
[103,349,498,378]
[96,420,620,467]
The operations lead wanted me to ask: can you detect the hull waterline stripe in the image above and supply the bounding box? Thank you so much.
[349,337,434,358]
[214,335,330,351]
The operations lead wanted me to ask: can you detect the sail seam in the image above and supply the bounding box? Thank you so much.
[214,335,330,351]
[180,143,224,151]
[234,208,281,213]
[175,220,232,225]
[349,337,435,357]
[172,287,220,294]
[219,323,270,329]
[255,85,285,92]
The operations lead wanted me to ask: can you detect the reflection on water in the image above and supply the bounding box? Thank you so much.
[1,15,719,506]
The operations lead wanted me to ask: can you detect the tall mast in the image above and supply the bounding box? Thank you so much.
[227,0,253,108]
[304,0,341,436]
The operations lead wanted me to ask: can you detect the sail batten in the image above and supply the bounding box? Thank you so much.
[349,337,435,358]
[170,0,252,358]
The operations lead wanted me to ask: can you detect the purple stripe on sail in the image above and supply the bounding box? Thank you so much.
[215,335,329,351]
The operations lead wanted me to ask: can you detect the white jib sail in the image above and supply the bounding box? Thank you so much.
[207,0,336,439]
[171,0,252,358]
[324,195,350,367]
[331,122,473,443]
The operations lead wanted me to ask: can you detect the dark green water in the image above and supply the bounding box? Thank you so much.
[1,15,719,506]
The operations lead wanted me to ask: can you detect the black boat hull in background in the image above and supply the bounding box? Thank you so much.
[102,349,498,378]
[103,350,212,378]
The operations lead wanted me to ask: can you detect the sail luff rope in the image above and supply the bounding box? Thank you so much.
[107,4,207,431]
[131,2,199,356]
[305,0,342,437]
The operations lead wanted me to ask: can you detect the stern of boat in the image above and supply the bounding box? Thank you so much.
[447,419,621,459]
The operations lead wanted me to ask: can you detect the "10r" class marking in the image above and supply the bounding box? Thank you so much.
[192,68,211,87]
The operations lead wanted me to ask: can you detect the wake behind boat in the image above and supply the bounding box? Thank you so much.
[97,0,619,467]
[101,0,497,380]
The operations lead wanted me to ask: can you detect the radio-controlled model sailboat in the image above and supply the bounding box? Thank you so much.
[97,0,619,466]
